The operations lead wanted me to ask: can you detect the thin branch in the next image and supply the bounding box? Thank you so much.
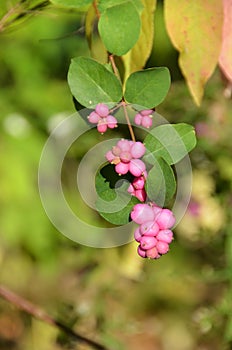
[93,0,100,20]
[122,101,136,142]
[108,54,121,81]
[0,284,109,350]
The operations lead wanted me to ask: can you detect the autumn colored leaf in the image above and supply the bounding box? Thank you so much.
[219,0,232,82]
[122,0,156,82]
[164,0,223,105]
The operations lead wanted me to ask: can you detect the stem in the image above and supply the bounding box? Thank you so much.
[122,101,136,142]
[109,54,121,81]
[0,284,109,350]
[93,0,100,19]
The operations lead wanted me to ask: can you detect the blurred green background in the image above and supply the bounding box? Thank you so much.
[0,2,232,350]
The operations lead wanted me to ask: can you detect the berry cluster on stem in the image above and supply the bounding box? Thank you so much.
[88,57,174,260]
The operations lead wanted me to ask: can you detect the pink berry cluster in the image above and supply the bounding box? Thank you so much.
[134,109,154,129]
[88,103,117,133]
[131,203,175,259]
[105,139,146,177]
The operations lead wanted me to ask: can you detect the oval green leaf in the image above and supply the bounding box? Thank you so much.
[95,165,139,225]
[145,157,176,206]
[50,0,92,8]
[68,57,123,108]
[98,1,141,55]
[144,123,197,165]
[124,67,171,109]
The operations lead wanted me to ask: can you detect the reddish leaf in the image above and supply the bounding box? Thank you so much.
[219,0,232,82]
[164,0,223,105]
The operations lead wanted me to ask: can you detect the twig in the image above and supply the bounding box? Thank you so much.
[122,101,136,142]
[0,284,109,350]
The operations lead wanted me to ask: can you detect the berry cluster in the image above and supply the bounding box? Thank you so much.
[134,109,154,129]
[87,104,154,134]
[131,203,175,259]
[89,102,175,260]
[88,103,117,133]
[105,139,146,177]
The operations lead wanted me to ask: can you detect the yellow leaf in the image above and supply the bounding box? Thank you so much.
[122,0,156,83]
[164,0,223,105]
[219,0,232,82]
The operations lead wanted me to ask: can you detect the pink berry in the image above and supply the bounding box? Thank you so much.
[156,241,169,255]
[156,229,173,244]
[131,204,155,224]
[106,115,117,129]
[129,159,146,177]
[95,103,109,117]
[128,183,135,195]
[146,246,159,259]
[106,150,115,163]
[117,139,131,152]
[112,146,121,156]
[156,209,176,229]
[134,227,142,242]
[132,176,145,190]
[152,205,162,217]
[88,111,100,124]
[140,236,157,250]
[115,162,129,175]
[142,115,153,129]
[130,142,146,158]
[137,245,146,258]
[120,151,132,163]
[134,189,146,202]
[140,221,159,236]
[134,113,142,125]
[97,121,107,133]
[140,109,153,116]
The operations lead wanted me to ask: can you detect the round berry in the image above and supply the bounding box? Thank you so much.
[137,245,146,258]
[142,115,153,129]
[156,241,169,255]
[140,109,153,116]
[156,209,176,229]
[140,236,157,250]
[134,227,142,242]
[146,246,159,259]
[97,121,107,134]
[134,189,146,202]
[115,162,129,175]
[117,139,131,152]
[129,159,146,177]
[132,176,145,190]
[88,111,100,124]
[120,151,132,163]
[106,115,117,129]
[130,142,146,158]
[131,204,155,224]
[105,150,115,162]
[134,113,142,125]
[156,229,173,244]
[140,221,159,236]
[95,103,109,117]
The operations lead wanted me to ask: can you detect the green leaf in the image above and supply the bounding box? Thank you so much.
[124,67,171,109]
[122,0,156,81]
[98,1,141,55]
[50,0,92,8]
[145,157,176,206]
[144,123,197,165]
[95,165,139,225]
[98,0,143,14]
[67,57,123,108]
[164,0,223,105]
